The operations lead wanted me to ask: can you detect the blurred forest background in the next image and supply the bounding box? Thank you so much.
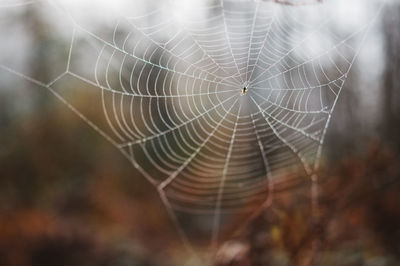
[0,0,399,266]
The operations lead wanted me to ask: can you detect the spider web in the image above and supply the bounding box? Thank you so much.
[0,0,383,255]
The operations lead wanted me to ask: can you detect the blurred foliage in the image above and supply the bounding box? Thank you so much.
[1,102,399,266]
[215,144,400,266]
[0,94,187,266]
